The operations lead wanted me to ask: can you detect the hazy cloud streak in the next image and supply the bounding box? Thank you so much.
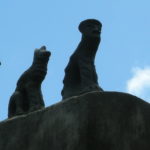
[126,67,150,101]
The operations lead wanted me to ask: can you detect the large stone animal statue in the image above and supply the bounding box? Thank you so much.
[61,19,103,100]
[8,46,51,118]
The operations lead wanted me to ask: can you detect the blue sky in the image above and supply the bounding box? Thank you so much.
[1,0,150,121]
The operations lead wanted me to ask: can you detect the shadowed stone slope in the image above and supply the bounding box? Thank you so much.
[0,91,150,150]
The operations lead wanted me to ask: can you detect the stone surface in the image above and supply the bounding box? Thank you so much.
[1,91,150,150]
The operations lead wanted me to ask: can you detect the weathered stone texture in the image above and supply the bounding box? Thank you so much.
[0,91,150,150]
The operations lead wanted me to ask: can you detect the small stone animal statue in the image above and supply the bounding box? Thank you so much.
[61,19,103,100]
[8,46,51,118]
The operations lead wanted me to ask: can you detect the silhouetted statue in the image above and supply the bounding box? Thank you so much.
[61,19,103,100]
[8,46,51,118]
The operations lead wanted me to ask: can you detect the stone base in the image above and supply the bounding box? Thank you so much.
[0,91,150,150]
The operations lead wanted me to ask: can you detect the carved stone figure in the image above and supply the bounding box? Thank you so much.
[8,46,51,118]
[61,19,103,100]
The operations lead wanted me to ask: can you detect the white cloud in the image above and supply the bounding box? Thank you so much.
[126,67,150,102]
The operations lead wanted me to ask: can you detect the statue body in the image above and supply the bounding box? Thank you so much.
[8,46,50,118]
[62,19,103,100]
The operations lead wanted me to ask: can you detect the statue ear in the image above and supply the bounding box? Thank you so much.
[40,46,46,50]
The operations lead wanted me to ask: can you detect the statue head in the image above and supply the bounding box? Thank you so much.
[34,46,51,63]
[78,19,102,37]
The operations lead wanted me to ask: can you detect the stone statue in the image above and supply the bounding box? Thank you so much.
[61,19,103,100]
[8,46,51,118]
